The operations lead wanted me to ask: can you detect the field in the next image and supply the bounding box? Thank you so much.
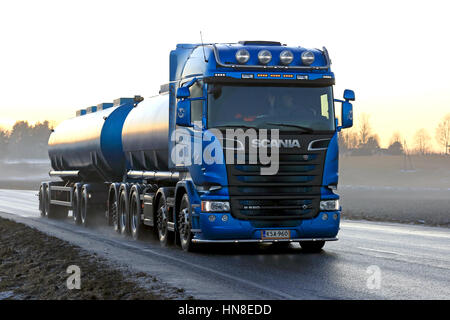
[0,217,188,299]
[339,155,450,226]
[0,155,448,226]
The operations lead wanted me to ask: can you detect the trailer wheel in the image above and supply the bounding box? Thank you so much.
[178,194,197,252]
[39,185,46,217]
[156,197,172,246]
[73,186,82,225]
[112,198,120,233]
[80,188,90,227]
[130,190,144,240]
[299,240,325,253]
[118,189,130,235]
[46,187,68,220]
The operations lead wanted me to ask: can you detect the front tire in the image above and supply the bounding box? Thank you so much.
[156,197,171,246]
[178,194,196,252]
[299,240,325,253]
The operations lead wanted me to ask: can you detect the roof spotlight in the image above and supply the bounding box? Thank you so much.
[235,49,250,64]
[301,51,315,66]
[279,50,294,65]
[258,50,272,65]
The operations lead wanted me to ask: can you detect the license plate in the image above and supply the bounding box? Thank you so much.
[261,229,291,240]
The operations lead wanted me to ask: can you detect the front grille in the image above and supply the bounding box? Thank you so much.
[224,133,331,220]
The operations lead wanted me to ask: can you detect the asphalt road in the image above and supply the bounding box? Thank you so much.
[0,189,449,300]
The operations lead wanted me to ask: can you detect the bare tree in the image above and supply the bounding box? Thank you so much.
[358,113,372,146]
[338,127,359,150]
[414,128,431,155]
[0,128,9,158]
[435,113,450,155]
[389,131,402,145]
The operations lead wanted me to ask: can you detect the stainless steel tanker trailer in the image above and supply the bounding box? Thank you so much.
[39,41,355,252]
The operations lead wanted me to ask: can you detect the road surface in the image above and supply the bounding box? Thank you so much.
[0,189,449,299]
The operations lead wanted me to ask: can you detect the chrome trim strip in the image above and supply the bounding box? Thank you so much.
[127,170,180,182]
[49,170,79,177]
[192,237,338,243]
[307,139,331,151]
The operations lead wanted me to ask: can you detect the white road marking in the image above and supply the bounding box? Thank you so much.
[341,221,450,239]
[357,247,409,256]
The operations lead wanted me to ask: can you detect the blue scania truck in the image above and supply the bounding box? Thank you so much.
[39,41,355,252]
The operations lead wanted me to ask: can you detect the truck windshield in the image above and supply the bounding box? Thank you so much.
[207,84,335,132]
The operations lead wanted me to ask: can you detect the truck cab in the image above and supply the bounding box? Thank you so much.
[168,41,354,250]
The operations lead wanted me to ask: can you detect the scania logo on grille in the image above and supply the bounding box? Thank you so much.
[251,139,301,148]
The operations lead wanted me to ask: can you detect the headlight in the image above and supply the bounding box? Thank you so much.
[301,51,315,65]
[201,201,230,212]
[279,50,294,65]
[235,49,250,64]
[258,50,272,65]
[320,200,339,211]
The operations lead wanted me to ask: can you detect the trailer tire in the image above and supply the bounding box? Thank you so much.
[39,185,46,217]
[178,194,197,252]
[156,196,172,246]
[46,187,69,220]
[73,186,82,225]
[299,240,325,253]
[80,187,90,227]
[130,188,144,240]
[118,188,130,235]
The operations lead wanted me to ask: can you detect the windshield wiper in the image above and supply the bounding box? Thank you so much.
[264,122,314,133]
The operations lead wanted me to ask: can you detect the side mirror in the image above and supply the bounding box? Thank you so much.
[343,89,355,101]
[176,87,190,99]
[342,101,353,129]
[176,99,191,126]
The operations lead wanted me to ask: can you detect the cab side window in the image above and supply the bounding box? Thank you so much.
[189,81,203,124]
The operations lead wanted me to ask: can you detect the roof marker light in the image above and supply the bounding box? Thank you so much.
[235,49,250,64]
[258,50,272,65]
[279,50,294,65]
[301,51,315,66]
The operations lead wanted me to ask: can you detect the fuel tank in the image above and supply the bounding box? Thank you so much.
[121,94,170,171]
[48,100,134,182]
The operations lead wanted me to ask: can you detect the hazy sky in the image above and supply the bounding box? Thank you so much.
[0,0,449,151]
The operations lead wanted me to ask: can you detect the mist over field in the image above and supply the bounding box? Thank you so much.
[0,154,448,227]
[339,155,450,227]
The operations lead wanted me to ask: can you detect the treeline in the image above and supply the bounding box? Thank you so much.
[0,121,52,159]
[339,112,450,156]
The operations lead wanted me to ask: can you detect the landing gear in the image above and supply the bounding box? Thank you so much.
[46,187,68,219]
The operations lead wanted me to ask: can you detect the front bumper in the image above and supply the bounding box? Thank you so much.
[192,209,341,242]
